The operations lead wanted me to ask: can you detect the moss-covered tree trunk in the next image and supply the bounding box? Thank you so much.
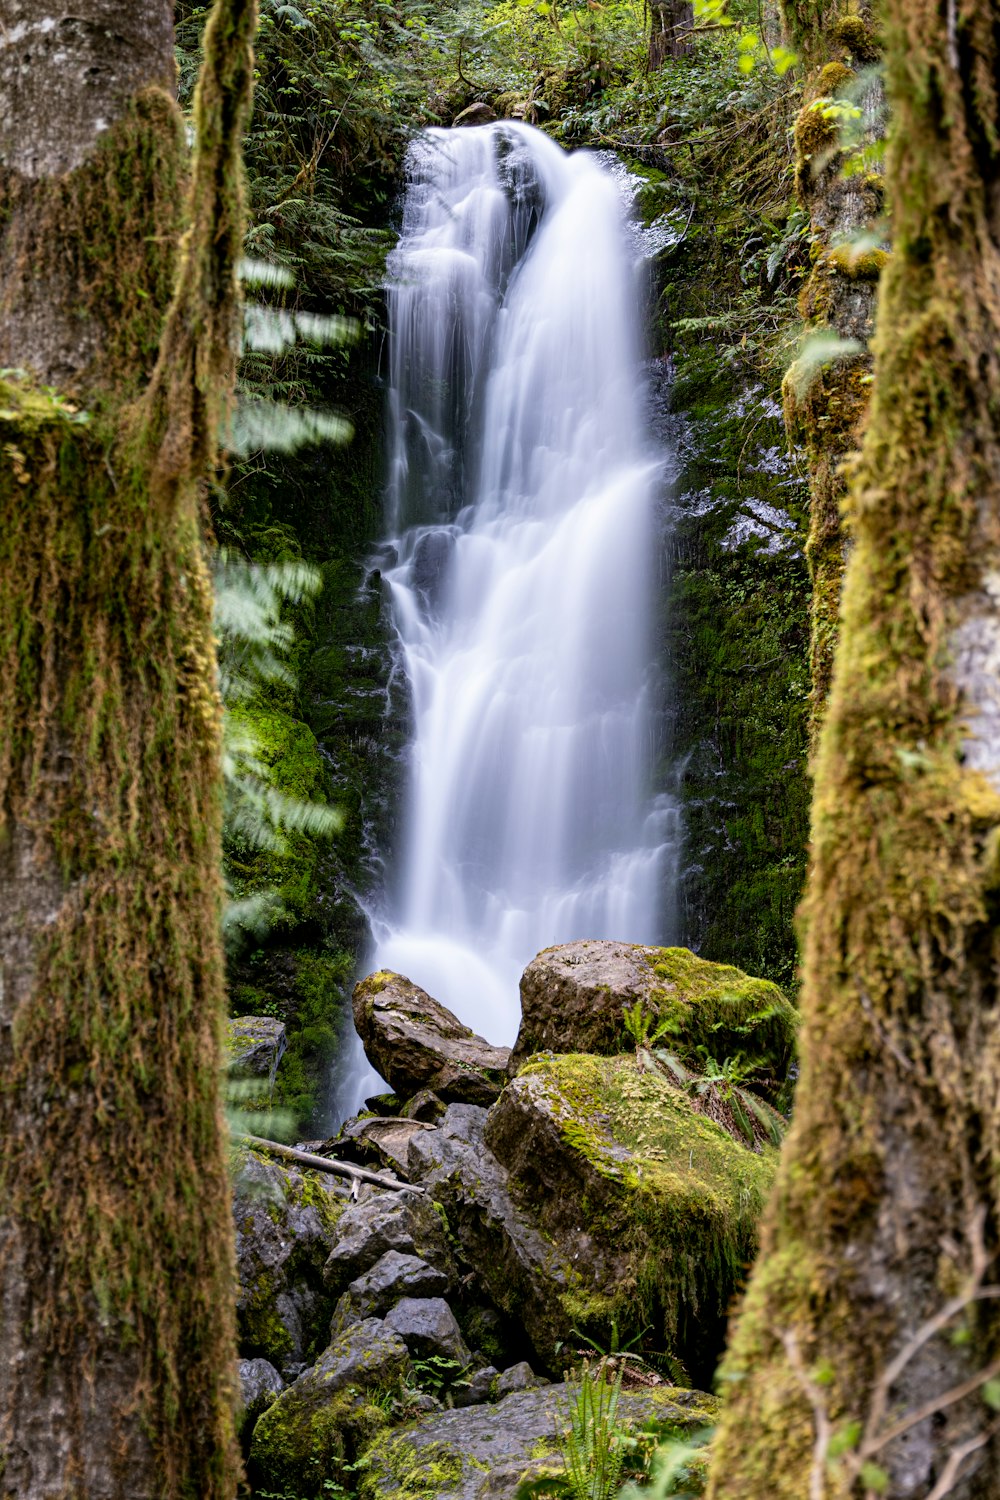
[706,2,1000,1497]
[649,0,693,66]
[0,1,255,1495]
[781,0,883,746]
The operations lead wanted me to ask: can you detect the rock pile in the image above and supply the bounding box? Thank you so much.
[235,940,795,1498]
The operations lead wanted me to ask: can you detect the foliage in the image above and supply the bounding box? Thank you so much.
[650,1048,788,1150]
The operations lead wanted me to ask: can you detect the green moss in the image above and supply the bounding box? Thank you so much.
[249,1385,354,1497]
[357,1433,465,1500]
[644,947,797,1082]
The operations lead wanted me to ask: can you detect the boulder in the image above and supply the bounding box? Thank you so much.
[322,1187,454,1296]
[400,1088,447,1123]
[493,1361,545,1398]
[405,1105,578,1373]
[331,1115,438,1176]
[227,1016,287,1110]
[233,1146,349,1374]
[453,1365,499,1408]
[333,1251,450,1331]
[358,1383,718,1500]
[452,102,498,128]
[484,1053,777,1387]
[510,941,796,1093]
[249,1318,410,1498]
[238,1358,284,1439]
[354,971,510,1105]
[384,1297,472,1367]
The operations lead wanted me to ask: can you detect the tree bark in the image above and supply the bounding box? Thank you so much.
[648,0,693,68]
[707,2,1000,1497]
[0,1,255,1495]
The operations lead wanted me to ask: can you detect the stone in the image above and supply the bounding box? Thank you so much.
[405,1105,578,1375]
[453,1365,498,1408]
[509,941,796,1095]
[452,102,498,128]
[227,1016,287,1109]
[365,1091,402,1115]
[332,1114,438,1176]
[484,1052,777,1387]
[400,1087,447,1123]
[494,1361,543,1398]
[384,1297,472,1367]
[322,1187,454,1296]
[233,1145,349,1375]
[248,1318,410,1496]
[238,1358,284,1438]
[354,971,510,1106]
[333,1250,450,1331]
[358,1383,719,1500]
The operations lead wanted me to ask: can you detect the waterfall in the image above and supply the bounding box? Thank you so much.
[362,122,676,1070]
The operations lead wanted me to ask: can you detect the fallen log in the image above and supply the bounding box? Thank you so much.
[237,1134,422,1194]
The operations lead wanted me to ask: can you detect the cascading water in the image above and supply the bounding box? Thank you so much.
[360,122,677,1080]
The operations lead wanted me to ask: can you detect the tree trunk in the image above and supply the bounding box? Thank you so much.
[0,2,255,1495]
[707,2,1000,1497]
[780,1,884,747]
[649,0,693,68]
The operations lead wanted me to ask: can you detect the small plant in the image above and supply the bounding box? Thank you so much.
[651,1048,787,1151]
[621,1001,676,1061]
[559,1359,628,1500]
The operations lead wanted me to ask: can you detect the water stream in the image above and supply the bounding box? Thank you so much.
[352,122,677,1098]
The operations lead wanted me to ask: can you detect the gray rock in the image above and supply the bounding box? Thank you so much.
[494,1361,544,1398]
[353,971,510,1106]
[238,1357,284,1435]
[358,1384,719,1500]
[405,1105,578,1375]
[453,102,498,127]
[227,1015,287,1086]
[453,1365,499,1408]
[400,1087,447,1123]
[509,940,795,1091]
[233,1145,349,1372]
[249,1318,411,1494]
[322,1188,454,1296]
[384,1296,472,1367]
[333,1114,438,1175]
[332,1250,450,1333]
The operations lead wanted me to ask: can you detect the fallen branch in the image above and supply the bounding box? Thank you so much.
[237,1134,422,1194]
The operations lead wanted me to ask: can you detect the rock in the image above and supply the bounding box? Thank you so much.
[248,1318,410,1497]
[400,1087,447,1123]
[354,971,510,1106]
[233,1145,349,1375]
[405,1105,578,1374]
[458,1305,513,1369]
[358,1383,719,1500]
[384,1297,472,1367]
[365,1091,402,1115]
[453,1365,498,1408]
[510,941,796,1094]
[227,1016,287,1109]
[332,1115,438,1176]
[322,1187,454,1296]
[484,1052,777,1387]
[452,102,497,127]
[494,1361,543,1398]
[333,1250,450,1331]
[238,1358,284,1438]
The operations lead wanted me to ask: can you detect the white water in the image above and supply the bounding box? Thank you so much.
[358,123,676,1086]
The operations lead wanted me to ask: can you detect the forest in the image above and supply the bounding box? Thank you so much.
[1,0,999,1497]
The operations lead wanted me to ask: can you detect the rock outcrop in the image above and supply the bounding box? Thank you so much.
[353,971,511,1104]
[510,941,796,1093]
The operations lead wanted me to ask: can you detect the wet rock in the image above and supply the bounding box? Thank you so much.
[249,1318,409,1497]
[485,1052,777,1387]
[354,971,510,1105]
[510,941,796,1094]
[322,1187,453,1296]
[238,1358,284,1438]
[405,1105,577,1374]
[453,102,498,128]
[227,1016,287,1108]
[400,1087,447,1123]
[332,1115,438,1176]
[233,1145,349,1374]
[494,1361,544,1398]
[385,1296,472,1367]
[453,1364,499,1408]
[365,1091,402,1115]
[333,1250,450,1331]
[358,1384,719,1500]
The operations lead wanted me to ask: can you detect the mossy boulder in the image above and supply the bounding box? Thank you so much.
[354,970,511,1105]
[510,941,796,1094]
[248,1317,410,1497]
[233,1146,349,1374]
[485,1054,777,1386]
[358,1382,718,1500]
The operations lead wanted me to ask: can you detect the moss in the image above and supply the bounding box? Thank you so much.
[645,947,797,1083]
[830,13,880,61]
[518,1054,776,1383]
[815,61,854,96]
[249,1384,354,1496]
[357,1432,465,1500]
[824,244,890,280]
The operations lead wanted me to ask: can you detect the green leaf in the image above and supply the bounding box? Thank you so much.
[859,1463,889,1493]
[983,1378,1000,1410]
